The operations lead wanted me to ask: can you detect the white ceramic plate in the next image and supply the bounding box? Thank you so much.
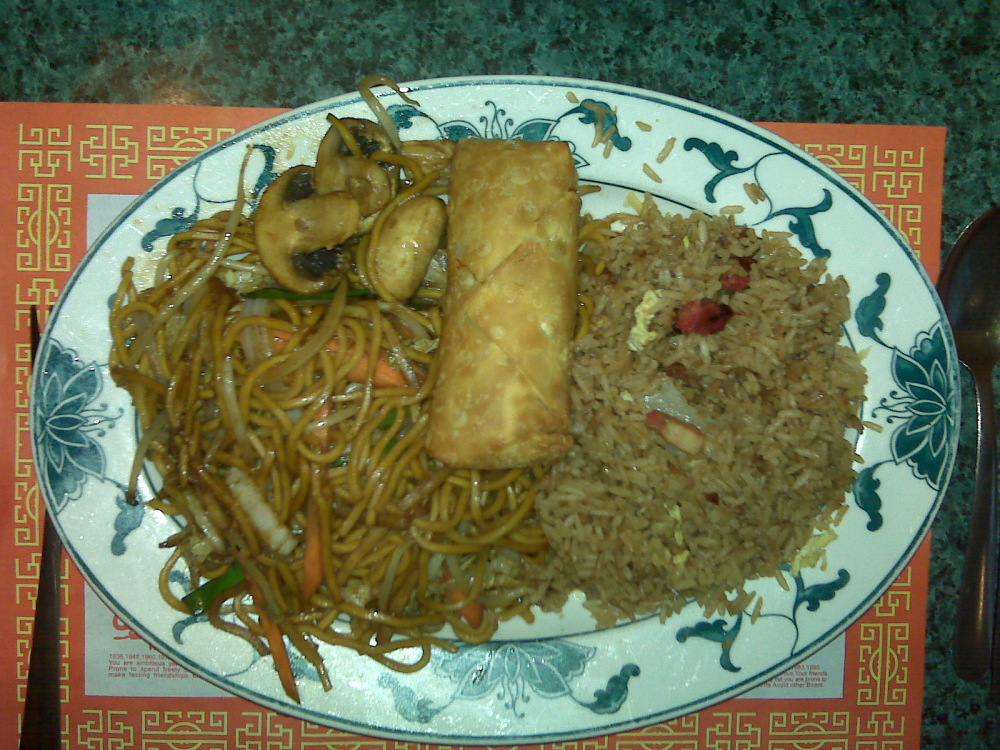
[31,76,959,743]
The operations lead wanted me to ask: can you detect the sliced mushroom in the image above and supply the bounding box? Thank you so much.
[371,195,447,301]
[315,116,396,216]
[254,165,360,295]
[337,117,395,157]
[400,139,456,185]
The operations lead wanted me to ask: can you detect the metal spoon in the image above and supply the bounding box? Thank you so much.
[937,205,1000,688]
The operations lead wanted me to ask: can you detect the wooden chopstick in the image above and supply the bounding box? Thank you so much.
[19,305,63,749]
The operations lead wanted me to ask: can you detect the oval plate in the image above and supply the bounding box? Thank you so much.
[30,76,959,743]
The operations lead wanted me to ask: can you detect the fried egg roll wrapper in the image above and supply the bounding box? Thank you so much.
[428,138,580,469]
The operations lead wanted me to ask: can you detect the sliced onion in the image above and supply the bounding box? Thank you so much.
[181,490,226,556]
[219,356,252,450]
[643,378,705,428]
[225,467,297,556]
[238,297,274,369]
[127,410,167,503]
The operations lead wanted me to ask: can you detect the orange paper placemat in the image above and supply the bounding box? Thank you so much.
[1,101,945,749]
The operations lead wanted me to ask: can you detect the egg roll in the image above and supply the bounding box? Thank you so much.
[427,138,581,469]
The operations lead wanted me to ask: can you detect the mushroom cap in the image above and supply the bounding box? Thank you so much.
[335,117,395,157]
[254,165,361,295]
[315,117,397,216]
[371,195,447,301]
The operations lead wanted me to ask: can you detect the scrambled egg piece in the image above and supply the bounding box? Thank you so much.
[628,288,668,352]
[668,504,684,546]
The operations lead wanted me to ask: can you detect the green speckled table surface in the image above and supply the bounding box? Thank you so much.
[3,0,998,746]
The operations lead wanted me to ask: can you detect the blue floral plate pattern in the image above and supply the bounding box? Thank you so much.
[30,76,959,743]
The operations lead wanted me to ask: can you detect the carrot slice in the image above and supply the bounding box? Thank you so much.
[446,587,485,630]
[301,499,324,603]
[250,584,301,703]
[270,328,409,387]
[305,399,331,449]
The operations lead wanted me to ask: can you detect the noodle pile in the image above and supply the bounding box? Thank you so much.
[109,103,547,700]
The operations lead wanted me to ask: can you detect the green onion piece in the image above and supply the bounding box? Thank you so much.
[377,408,399,430]
[244,287,370,301]
[378,405,411,431]
[181,563,245,615]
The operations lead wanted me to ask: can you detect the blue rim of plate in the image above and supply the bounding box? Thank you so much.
[30,75,960,743]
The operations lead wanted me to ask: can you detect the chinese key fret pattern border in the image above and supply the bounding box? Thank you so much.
[3,102,943,749]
